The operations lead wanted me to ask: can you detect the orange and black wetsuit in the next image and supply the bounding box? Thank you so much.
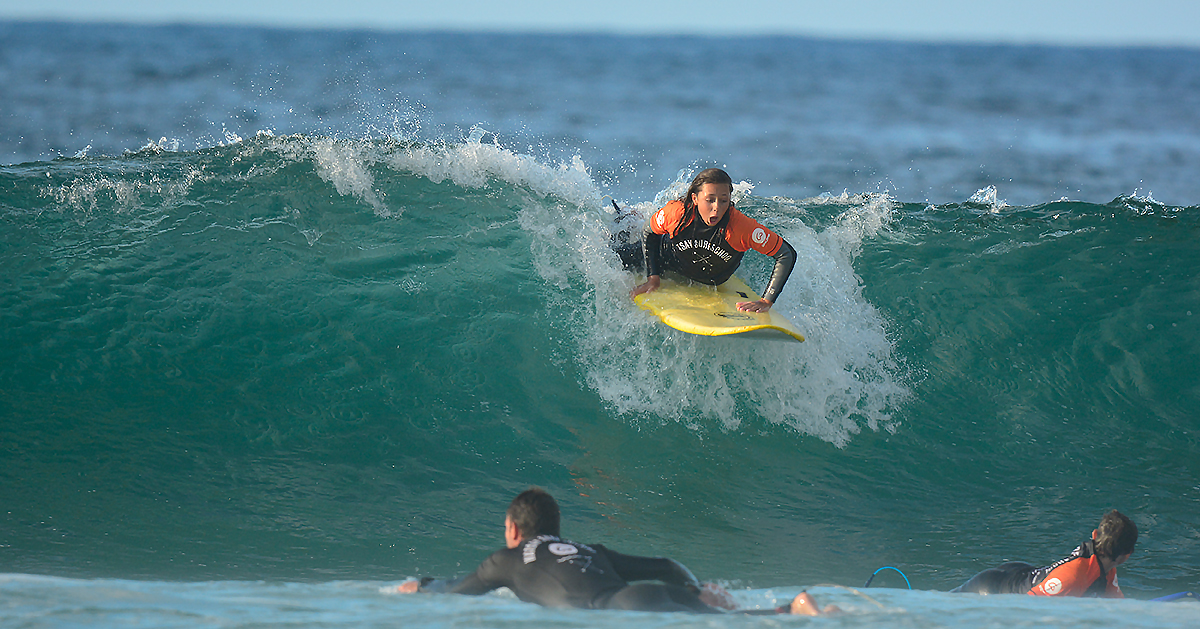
[620,200,796,303]
[953,540,1123,598]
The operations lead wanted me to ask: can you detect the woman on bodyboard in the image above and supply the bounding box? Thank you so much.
[624,168,796,313]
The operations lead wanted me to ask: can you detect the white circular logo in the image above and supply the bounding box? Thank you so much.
[548,543,578,556]
[752,228,768,245]
[1042,578,1063,595]
[655,212,666,227]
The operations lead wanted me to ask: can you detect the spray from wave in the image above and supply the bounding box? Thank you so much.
[520,166,910,446]
[17,128,911,447]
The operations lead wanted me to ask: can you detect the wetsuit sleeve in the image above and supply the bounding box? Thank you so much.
[643,200,687,278]
[642,220,665,278]
[417,576,473,594]
[721,209,793,301]
[762,238,796,304]
[724,208,782,256]
[418,550,512,596]
[595,545,701,590]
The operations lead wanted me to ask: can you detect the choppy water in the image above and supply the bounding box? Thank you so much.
[1,21,1198,628]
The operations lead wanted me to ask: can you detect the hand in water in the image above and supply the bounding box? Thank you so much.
[630,275,661,298]
[698,583,738,610]
[789,591,841,616]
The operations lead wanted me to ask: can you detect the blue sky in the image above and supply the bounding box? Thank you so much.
[2,0,1198,47]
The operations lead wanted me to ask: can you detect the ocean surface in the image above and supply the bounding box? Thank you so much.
[2,21,1198,628]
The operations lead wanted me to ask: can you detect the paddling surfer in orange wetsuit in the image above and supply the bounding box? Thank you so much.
[395,487,838,616]
[625,168,796,313]
[953,510,1137,597]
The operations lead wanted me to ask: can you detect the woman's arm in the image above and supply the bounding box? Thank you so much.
[736,239,796,312]
[630,221,665,298]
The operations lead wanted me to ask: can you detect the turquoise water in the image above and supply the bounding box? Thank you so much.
[2,22,1199,627]
[2,134,1197,626]
[3,575,1197,629]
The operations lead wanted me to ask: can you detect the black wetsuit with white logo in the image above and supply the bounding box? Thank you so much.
[417,534,719,613]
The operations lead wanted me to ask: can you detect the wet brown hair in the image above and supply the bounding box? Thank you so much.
[679,168,734,231]
[1094,510,1137,559]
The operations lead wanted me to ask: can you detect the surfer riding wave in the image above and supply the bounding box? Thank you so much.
[617,168,796,313]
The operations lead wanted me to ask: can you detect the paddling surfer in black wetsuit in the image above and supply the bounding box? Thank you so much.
[396,487,837,616]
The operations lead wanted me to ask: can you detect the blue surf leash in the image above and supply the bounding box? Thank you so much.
[864,566,912,589]
[1151,591,1197,602]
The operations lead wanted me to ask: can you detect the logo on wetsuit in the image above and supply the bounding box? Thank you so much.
[673,238,734,262]
[1042,578,1063,595]
[752,227,767,245]
[545,541,600,573]
[548,543,578,556]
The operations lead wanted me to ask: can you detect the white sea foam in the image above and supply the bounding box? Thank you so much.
[523,169,910,446]
[380,127,601,209]
[266,128,603,219]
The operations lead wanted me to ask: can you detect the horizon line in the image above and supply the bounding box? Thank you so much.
[4,16,1200,51]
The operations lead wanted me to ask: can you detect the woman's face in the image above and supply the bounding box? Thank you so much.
[691,182,732,226]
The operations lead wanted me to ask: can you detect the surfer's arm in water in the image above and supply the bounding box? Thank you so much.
[395,572,499,596]
[395,575,483,594]
[396,549,514,596]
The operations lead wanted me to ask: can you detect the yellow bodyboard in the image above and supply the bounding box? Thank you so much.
[633,276,804,342]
